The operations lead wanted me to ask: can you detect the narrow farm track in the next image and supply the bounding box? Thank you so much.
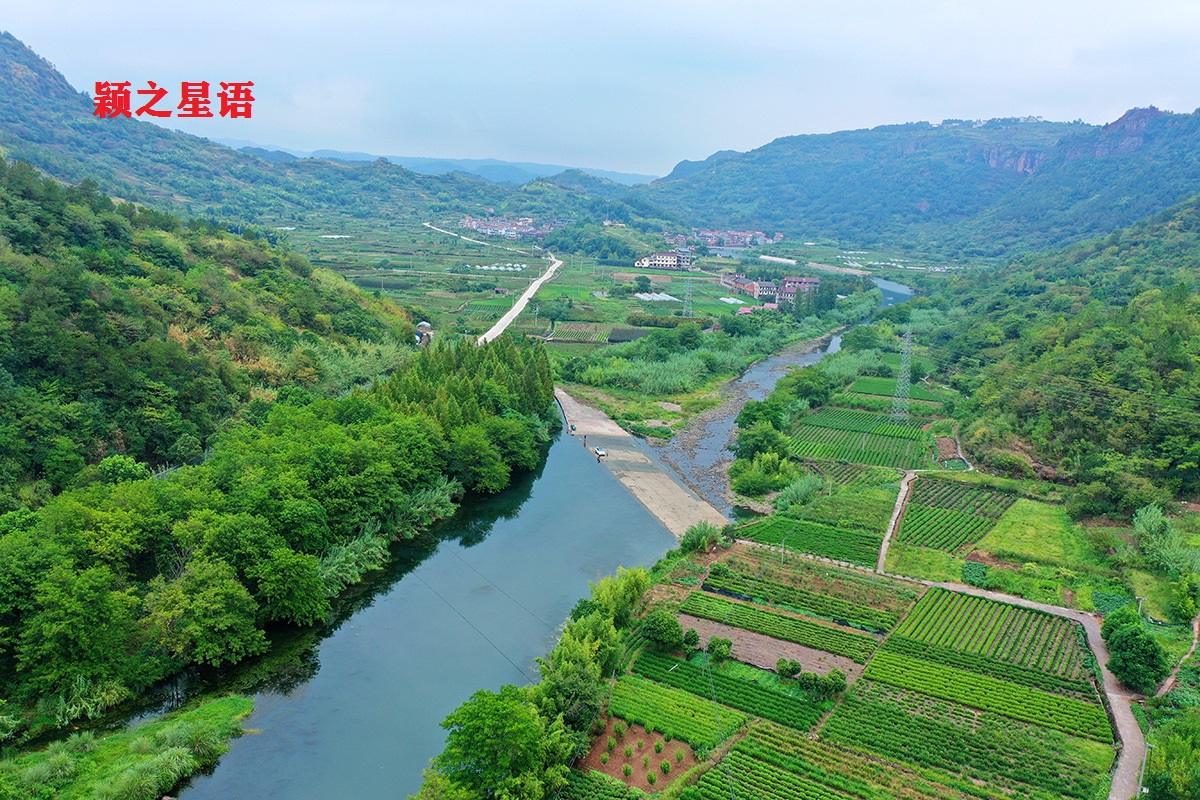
[1156,615,1200,698]
[877,470,916,572]
[928,582,1144,800]
[477,253,563,344]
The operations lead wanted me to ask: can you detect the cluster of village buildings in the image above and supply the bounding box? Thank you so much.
[632,248,696,270]
[458,216,569,240]
[721,272,820,303]
[663,229,786,247]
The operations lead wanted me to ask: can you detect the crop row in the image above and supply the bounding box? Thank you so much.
[868,422,926,440]
[608,676,746,751]
[800,407,927,433]
[678,592,879,663]
[823,695,1105,799]
[737,724,970,800]
[883,636,1097,701]
[895,589,1086,678]
[551,322,613,342]
[632,652,823,731]
[806,462,902,489]
[737,517,882,567]
[703,570,898,632]
[847,377,945,403]
[559,769,647,800]
[786,427,932,470]
[686,748,855,800]
[896,505,995,551]
[863,650,1112,741]
[909,479,1016,517]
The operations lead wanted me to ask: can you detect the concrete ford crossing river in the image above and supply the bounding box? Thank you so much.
[174,277,914,798]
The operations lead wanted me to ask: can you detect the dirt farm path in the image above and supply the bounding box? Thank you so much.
[877,470,916,572]
[555,388,728,538]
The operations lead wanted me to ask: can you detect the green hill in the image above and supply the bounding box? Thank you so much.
[0,32,659,229]
[639,109,1200,256]
[0,157,414,508]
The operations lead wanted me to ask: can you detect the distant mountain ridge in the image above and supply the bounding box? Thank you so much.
[636,109,1200,256]
[214,139,657,185]
[0,32,657,227]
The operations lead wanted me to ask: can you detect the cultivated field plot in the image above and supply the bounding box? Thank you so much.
[723,547,921,618]
[549,322,613,342]
[702,568,899,632]
[736,517,883,566]
[896,479,1018,551]
[824,693,1112,799]
[848,376,947,403]
[863,650,1111,740]
[686,723,968,800]
[608,675,747,751]
[894,588,1090,679]
[678,592,879,663]
[799,407,931,435]
[803,461,903,489]
[786,426,933,470]
[559,770,646,800]
[792,485,898,535]
[632,652,825,731]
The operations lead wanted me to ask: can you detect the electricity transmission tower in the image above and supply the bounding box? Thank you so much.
[683,276,694,318]
[890,323,913,424]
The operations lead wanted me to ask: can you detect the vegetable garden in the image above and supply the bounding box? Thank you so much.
[632,652,826,731]
[894,589,1089,679]
[560,770,648,800]
[785,426,933,470]
[862,650,1112,740]
[678,592,879,663]
[702,569,899,632]
[608,676,746,751]
[736,517,882,566]
[823,695,1108,799]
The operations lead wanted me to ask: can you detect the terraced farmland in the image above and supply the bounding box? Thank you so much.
[896,479,1018,552]
[894,588,1090,679]
[608,676,746,751]
[678,592,879,663]
[736,517,882,566]
[785,426,933,470]
[824,694,1110,799]
[863,650,1112,740]
[684,723,969,800]
[702,569,899,632]
[632,652,826,731]
[799,407,930,434]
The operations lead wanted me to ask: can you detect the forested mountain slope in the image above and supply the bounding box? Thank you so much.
[916,192,1200,511]
[640,109,1200,257]
[0,158,415,509]
[0,157,560,743]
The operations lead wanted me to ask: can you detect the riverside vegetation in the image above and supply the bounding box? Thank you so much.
[0,159,558,796]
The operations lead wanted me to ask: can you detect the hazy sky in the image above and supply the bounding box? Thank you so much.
[5,0,1200,175]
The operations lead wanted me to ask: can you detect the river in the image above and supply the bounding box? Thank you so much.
[175,276,911,798]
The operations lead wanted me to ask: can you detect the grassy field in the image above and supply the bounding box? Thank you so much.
[974,500,1092,567]
[0,696,253,800]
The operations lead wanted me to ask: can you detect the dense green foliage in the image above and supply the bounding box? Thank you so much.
[909,194,1200,512]
[0,159,417,507]
[737,517,882,567]
[1100,602,1171,693]
[0,336,556,739]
